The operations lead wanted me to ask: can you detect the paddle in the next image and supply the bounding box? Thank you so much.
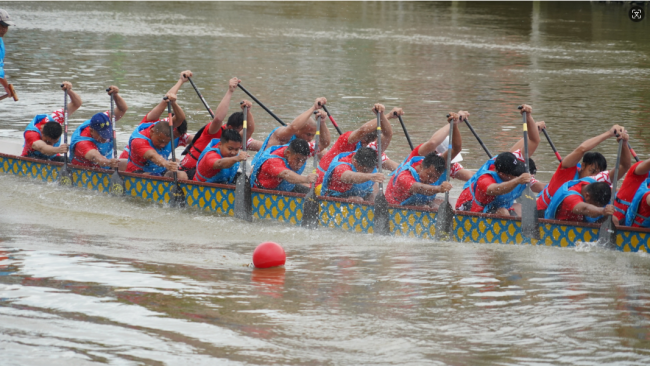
[373,109,390,235]
[237,83,287,126]
[395,112,414,151]
[108,89,125,196]
[519,106,540,240]
[164,96,186,208]
[234,103,253,222]
[463,117,492,158]
[181,75,214,156]
[58,85,73,186]
[434,115,455,241]
[628,142,640,163]
[301,111,321,228]
[320,105,342,136]
[598,137,624,248]
[0,84,18,101]
[541,128,562,162]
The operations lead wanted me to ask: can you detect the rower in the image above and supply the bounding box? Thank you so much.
[125,93,188,180]
[315,103,395,184]
[613,156,650,227]
[319,147,384,202]
[119,71,194,165]
[249,97,330,168]
[250,138,317,194]
[385,112,465,208]
[70,86,127,169]
[179,77,256,178]
[193,129,249,184]
[21,82,82,162]
[544,180,615,224]
[537,125,631,216]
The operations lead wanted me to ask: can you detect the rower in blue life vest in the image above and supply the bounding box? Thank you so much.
[125,93,188,180]
[544,179,615,223]
[193,129,249,184]
[385,111,466,208]
[70,86,127,169]
[249,97,331,169]
[319,147,384,202]
[250,138,317,194]
[21,82,82,162]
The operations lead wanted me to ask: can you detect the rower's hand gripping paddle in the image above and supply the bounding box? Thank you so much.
[434,114,456,241]
[234,102,253,222]
[108,87,125,196]
[164,96,186,208]
[58,84,73,186]
[518,105,541,240]
[301,110,321,228]
[598,135,624,248]
[373,108,390,235]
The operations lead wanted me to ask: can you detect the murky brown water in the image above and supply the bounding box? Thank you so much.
[1,2,650,365]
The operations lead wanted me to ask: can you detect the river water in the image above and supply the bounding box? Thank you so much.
[1,2,650,365]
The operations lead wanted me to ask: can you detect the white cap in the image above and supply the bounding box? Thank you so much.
[0,9,14,26]
[435,136,463,163]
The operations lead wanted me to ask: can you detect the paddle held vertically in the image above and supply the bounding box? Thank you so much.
[373,109,390,235]
[234,104,253,222]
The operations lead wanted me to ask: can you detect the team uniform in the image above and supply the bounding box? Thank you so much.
[250,127,319,170]
[537,162,613,212]
[193,138,240,184]
[543,179,601,223]
[125,123,172,175]
[69,112,114,168]
[250,145,307,192]
[118,116,190,159]
[613,161,650,227]
[320,152,377,198]
[21,109,65,159]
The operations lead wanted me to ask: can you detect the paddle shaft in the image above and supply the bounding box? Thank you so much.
[241,105,248,174]
[396,113,414,151]
[110,93,118,173]
[522,112,532,177]
[541,128,562,162]
[63,88,69,168]
[314,112,321,172]
[628,142,640,162]
[186,76,215,118]
[321,105,342,136]
[444,116,453,194]
[237,84,287,126]
[610,138,624,208]
[376,110,383,189]
[165,98,179,183]
[464,118,492,158]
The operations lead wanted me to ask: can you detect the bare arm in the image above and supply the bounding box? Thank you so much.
[278,169,317,185]
[60,82,82,116]
[635,158,650,176]
[83,149,118,168]
[611,133,631,181]
[348,118,380,145]
[485,174,530,196]
[146,71,191,121]
[107,86,128,122]
[208,77,240,135]
[573,202,613,218]
[439,113,464,163]
[382,159,399,172]
[318,111,331,150]
[340,171,384,184]
[213,152,248,170]
[562,125,621,169]
[274,98,324,142]
[143,149,177,171]
[32,140,68,156]
[409,181,452,196]
[509,104,540,156]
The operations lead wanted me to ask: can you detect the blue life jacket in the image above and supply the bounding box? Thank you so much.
[194,138,240,184]
[321,152,376,198]
[123,135,181,158]
[69,120,114,168]
[127,123,172,174]
[250,144,306,192]
[251,126,291,169]
[544,178,601,223]
[464,157,526,213]
[624,178,650,228]
[537,163,581,208]
[23,114,60,160]
[317,139,362,174]
[390,156,447,206]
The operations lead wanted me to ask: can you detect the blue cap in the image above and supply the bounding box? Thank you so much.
[90,113,113,140]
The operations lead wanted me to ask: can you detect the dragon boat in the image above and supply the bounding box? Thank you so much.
[2,151,649,252]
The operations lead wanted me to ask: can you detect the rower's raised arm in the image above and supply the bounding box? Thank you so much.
[613,130,632,181]
[440,111,465,163]
[562,125,622,169]
[208,77,240,134]
[61,82,82,116]
[145,71,191,122]
[316,109,331,150]
[107,86,128,122]
[275,97,325,141]
[165,93,185,129]
[241,100,255,141]
[378,105,394,152]
[510,104,540,155]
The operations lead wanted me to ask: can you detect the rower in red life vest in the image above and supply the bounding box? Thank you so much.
[118,71,195,168]
[21,82,82,162]
[193,129,249,184]
[537,125,631,216]
[315,103,396,185]
[249,97,331,169]
[179,77,256,178]
[319,146,385,203]
[613,157,650,227]
[250,138,318,194]
[544,179,615,223]
[70,86,127,169]
[384,111,465,208]
[125,93,188,180]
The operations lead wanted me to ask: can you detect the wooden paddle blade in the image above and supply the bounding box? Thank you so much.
[434,200,454,241]
[374,192,390,235]
[9,84,18,101]
[170,182,186,208]
[58,167,73,187]
[301,187,320,229]
[234,173,252,222]
[109,170,125,196]
[598,218,617,248]
[521,186,540,240]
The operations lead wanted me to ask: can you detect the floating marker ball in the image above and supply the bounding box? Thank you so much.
[253,242,286,268]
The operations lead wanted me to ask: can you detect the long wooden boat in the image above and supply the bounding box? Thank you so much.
[2,151,649,252]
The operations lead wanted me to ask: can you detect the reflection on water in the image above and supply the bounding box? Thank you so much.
[1,1,650,364]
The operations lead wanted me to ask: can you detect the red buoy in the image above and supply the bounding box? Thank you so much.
[253,242,286,268]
